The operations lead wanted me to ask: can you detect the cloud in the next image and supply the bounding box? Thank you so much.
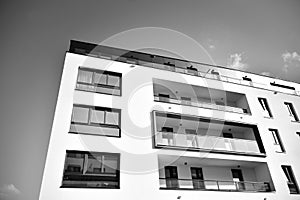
[281,51,300,73]
[209,44,215,50]
[207,39,216,50]
[0,184,21,199]
[282,51,300,62]
[227,53,248,70]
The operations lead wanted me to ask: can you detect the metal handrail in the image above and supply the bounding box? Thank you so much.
[157,131,257,143]
[160,177,266,184]
[154,96,246,114]
[159,178,271,192]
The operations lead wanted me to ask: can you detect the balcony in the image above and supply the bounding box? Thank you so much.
[153,111,265,156]
[158,155,275,193]
[153,79,251,114]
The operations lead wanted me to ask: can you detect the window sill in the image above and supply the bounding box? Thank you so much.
[60,185,120,189]
[69,131,121,138]
[275,151,286,154]
[289,192,300,195]
[75,88,122,96]
[291,120,300,123]
[263,116,274,119]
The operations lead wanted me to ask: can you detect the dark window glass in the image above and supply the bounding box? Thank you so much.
[62,151,120,188]
[269,129,285,153]
[284,102,299,122]
[258,98,273,118]
[282,165,299,194]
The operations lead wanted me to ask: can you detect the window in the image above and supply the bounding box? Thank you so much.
[269,129,285,153]
[158,93,171,102]
[165,166,178,188]
[76,67,121,96]
[284,102,299,122]
[62,151,120,188]
[258,98,273,118]
[70,105,121,137]
[282,165,299,194]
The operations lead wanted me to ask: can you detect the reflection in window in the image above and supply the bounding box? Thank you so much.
[72,107,89,123]
[62,151,120,188]
[76,67,122,96]
[70,105,121,137]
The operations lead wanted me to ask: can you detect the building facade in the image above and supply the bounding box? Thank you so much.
[39,40,300,200]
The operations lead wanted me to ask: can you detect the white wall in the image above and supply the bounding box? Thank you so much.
[40,52,300,200]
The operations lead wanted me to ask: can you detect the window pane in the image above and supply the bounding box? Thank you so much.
[86,154,103,174]
[95,87,120,95]
[78,70,93,84]
[106,112,119,125]
[64,153,84,174]
[76,83,95,91]
[94,73,107,85]
[258,99,266,110]
[285,103,299,121]
[72,107,89,123]
[107,75,120,87]
[103,155,118,173]
[258,98,272,117]
[90,109,105,124]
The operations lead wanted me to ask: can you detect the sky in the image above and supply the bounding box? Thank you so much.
[0,0,300,199]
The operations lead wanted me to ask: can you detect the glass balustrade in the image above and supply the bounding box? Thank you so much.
[159,178,271,192]
[155,131,260,154]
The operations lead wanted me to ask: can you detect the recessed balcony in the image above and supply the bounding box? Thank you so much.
[153,111,265,156]
[158,155,275,192]
[153,79,251,114]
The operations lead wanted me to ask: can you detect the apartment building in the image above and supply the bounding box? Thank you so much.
[39,40,300,200]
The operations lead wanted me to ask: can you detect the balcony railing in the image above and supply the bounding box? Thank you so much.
[154,96,247,114]
[71,40,300,97]
[159,178,271,192]
[155,131,261,154]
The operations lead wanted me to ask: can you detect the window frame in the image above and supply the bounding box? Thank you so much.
[281,165,300,194]
[61,150,120,189]
[258,97,273,118]
[70,104,121,137]
[284,102,299,122]
[76,67,122,96]
[269,129,285,153]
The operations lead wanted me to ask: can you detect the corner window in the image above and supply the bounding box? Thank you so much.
[76,67,122,96]
[258,98,273,118]
[269,129,285,153]
[62,151,120,188]
[282,165,299,194]
[70,105,121,137]
[284,102,299,122]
